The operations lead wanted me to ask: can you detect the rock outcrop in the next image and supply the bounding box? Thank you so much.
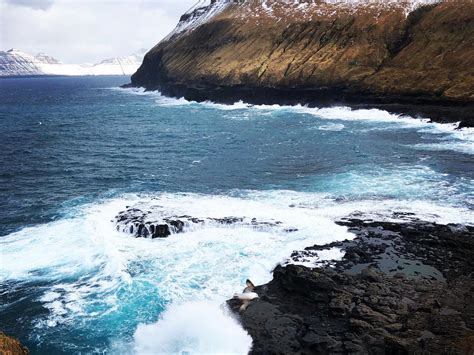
[227,217,474,354]
[131,0,474,124]
[114,206,289,239]
[0,332,29,355]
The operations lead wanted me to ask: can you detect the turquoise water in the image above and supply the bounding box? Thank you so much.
[0,76,472,354]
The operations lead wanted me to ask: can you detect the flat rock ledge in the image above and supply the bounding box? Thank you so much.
[114,207,291,239]
[228,218,474,354]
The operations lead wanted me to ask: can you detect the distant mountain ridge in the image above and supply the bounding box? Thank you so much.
[0,49,146,77]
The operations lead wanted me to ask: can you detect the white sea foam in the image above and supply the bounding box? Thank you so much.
[317,164,472,204]
[114,87,473,154]
[133,301,251,354]
[0,191,351,343]
[0,189,472,351]
[413,141,474,155]
[412,126,474,155]
[1,190,471,286]
[318,123,345,131]
[288,247,346,268]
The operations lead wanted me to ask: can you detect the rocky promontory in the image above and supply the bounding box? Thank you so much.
[0,332,29,355]
[130,0,474,125]
[114,205,295,238]
[227,217,474,354]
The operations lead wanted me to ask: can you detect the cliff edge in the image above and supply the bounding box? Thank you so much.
[131,0,474,123]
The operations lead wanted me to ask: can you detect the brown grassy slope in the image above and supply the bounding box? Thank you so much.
[132,2,474,102]
[365,2,474,100]
[0,333,29,355]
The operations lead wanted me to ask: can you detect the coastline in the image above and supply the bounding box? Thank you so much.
[127,1,474,128]
[2,76,473,353]
[2,0,473,351]
[122,82,474,127]
[1,74,132,79]
[227,216,474,354]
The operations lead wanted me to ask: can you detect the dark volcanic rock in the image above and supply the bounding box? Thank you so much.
[114,207,289,239]
[457,120,474,129]
[114,209,184,239]
[227,218,474,354]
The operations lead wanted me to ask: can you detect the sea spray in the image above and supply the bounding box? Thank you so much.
[133,301,252,354]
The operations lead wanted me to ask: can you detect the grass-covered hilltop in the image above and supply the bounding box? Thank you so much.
[131,0,474,124]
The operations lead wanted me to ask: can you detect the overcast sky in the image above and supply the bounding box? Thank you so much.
[0,0,202,63]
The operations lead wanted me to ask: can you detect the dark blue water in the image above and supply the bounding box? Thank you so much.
[0,76,472,354]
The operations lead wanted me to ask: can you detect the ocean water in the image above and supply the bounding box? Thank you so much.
[0,76,473,354]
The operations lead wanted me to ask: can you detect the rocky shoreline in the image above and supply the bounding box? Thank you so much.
[113,206,290,239]
[123,82,474,127]
[129,1,474,127]
[227,216,474,354]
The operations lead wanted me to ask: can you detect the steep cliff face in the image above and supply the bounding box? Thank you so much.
[132,1,474,117]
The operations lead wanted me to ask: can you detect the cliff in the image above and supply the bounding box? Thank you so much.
[131,0,474,123]
[0,332,29,354]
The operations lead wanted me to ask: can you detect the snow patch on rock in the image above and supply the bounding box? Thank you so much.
[161,0,442,35]
[236,0,441,21]
[163,1,231,41]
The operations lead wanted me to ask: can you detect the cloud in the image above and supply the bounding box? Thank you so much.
[0,0,198,63]
[4,0,54,10]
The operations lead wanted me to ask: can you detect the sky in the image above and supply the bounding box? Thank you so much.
[0,0,202,63]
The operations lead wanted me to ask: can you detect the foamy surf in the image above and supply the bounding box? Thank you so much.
[133,301,252,354]
[0,189,472,352]
[318,123,345,131]
[113,87,473,155]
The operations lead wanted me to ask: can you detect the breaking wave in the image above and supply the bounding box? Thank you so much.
[115,87,473,155]
[1,187,472,351]
[4,83,470,352]
[133,301,252,354]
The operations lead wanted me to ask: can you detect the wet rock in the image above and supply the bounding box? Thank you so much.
[227,218,474,354]
[151,224,171,238]
[360,267,382,282]
[329,293,353,315]
[457,120,473,129]
[114,207,290,239]
[385,323,404,332]
[350,318,374,331]
[211,217,243,224]
[354,304,395,326]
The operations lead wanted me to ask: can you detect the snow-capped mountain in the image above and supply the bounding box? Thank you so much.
[163,0,230,41]
[132,0,473,108]
[162,0,441,42]
[0,49,44,76]
[0,49,146,77]
[85,51,146,76]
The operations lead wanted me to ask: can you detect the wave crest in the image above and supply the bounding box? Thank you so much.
[133,301,252,354]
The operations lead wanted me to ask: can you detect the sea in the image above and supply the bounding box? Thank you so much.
[0,76,472,354]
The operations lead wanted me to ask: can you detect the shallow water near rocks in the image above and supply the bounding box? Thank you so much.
[0,76,473,353]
